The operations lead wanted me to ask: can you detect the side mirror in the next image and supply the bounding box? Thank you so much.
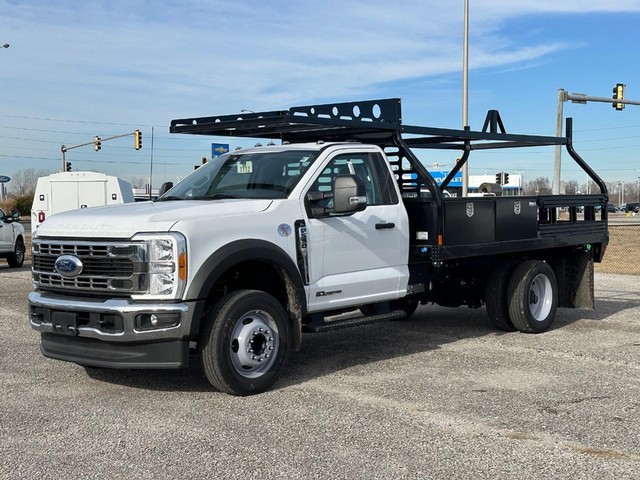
[11,210,21,221]
[334,174,367,214]
[159,181,174,197]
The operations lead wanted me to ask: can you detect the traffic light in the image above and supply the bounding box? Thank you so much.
[495,172,502,185]
[504,172,509,184]
[66,162,72,172]
[134,129,142,150]
[612,83,625,111]
[94,136,101,151]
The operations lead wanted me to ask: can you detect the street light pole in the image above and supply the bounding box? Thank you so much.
[461,0,469,197]
[553,89,566,194]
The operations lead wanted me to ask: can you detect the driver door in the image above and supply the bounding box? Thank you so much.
[303,150,409,312]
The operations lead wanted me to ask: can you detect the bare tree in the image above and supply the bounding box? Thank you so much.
[564,179,579,195]
[523,176,552,195]
[9,168,53,197]
[130,177,147,188]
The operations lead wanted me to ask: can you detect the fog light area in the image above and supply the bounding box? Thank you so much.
[135,313,181,330]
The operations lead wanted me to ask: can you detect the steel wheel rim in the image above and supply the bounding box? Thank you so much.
[529,273,552,321]
[229,310,279,378]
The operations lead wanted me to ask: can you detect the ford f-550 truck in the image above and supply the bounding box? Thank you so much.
[29,99,609,395]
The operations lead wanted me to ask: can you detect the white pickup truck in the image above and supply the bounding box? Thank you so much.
[28,99,609,395]
[0,208,25,268]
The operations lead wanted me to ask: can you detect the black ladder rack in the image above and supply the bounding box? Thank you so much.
[169,97,608,198]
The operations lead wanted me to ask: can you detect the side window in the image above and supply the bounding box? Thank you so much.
[309,152,396,207]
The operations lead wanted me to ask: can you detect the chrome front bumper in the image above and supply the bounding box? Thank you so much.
[28,291,196,342]
[28,291,205,368]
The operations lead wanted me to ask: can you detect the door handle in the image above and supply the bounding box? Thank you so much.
[375,222,395,230]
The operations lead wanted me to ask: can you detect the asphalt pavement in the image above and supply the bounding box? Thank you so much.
[1,264,639,479]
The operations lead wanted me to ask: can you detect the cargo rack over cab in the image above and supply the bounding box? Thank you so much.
[171,98,609,261]
[170,98,608,207]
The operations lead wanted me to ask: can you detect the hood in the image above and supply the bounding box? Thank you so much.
[35,199,273,239]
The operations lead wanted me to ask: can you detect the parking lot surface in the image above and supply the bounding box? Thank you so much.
[1,265,639,479]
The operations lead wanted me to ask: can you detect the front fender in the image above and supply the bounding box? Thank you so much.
[186,239,307,348]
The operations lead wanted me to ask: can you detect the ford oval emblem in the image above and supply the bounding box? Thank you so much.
[54,255,84,278]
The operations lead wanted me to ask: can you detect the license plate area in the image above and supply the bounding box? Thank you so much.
[51,311,80,336]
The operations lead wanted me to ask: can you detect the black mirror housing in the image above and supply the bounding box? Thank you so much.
[159,181,174,197]
[333,175,367,214]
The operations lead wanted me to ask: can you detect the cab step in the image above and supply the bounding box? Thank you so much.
[302,310,406,333]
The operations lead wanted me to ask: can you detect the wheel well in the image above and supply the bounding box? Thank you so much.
[201,259,304,350]
[210,260,287,304]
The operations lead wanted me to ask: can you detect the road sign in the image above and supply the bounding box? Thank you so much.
[0,175,11,183]
[212,143,230,158]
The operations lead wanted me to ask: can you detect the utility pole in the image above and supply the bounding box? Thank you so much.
[553,86,640,194]
[461,0,469,197]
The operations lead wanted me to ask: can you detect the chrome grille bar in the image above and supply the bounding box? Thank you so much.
[32,239,148,296]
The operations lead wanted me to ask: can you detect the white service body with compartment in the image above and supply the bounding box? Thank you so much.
[31,171,135,232]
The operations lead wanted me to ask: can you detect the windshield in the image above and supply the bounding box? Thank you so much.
[159,150,317,201]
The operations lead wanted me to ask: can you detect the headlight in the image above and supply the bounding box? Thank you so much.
[131,233,187,300]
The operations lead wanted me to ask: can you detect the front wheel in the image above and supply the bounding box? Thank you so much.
[508,260,558,333]
[199,290,291,396]
[7,238,25,268]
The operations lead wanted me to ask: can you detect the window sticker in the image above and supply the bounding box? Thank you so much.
[236,161,253,174]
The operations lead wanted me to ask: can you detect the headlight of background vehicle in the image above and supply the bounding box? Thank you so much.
[131,232,187,300]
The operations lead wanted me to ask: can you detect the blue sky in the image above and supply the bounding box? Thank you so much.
[2,0,640,191]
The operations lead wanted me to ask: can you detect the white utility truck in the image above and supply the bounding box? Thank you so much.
[31,171,134,232]
[28,99,609,395]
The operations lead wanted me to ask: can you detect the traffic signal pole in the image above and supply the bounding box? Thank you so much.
[553,87,640,194]
[60,130,142,172]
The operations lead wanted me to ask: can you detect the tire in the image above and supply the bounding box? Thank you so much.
[199,290,291,396]
[508,260,558,333]
[7,238,25,268]
[485,262,517,331]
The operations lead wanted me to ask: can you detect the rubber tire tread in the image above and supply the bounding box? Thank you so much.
[508,260,558,333]
[485,262,517,331]
[199,289,290,396]
[7,238,25,268]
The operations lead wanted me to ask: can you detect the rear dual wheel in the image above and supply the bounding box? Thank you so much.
[508,260,558,333]
[485,262,517,331]
[486,260,558,333]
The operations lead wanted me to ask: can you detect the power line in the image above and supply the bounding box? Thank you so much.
[0,113,161,128]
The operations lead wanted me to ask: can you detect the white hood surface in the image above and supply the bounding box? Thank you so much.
[35,199,273,239]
